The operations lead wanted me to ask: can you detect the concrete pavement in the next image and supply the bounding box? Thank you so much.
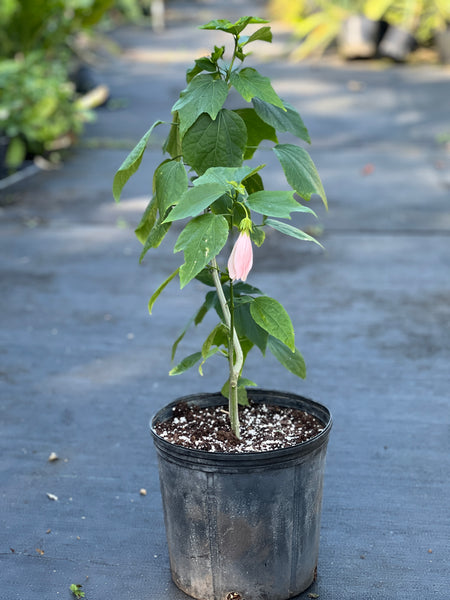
[1,1,449,598]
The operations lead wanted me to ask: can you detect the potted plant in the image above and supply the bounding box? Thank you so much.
[113,16,333,600]
[339,0,393,59]
[288,0,388,61]
[376,0,421,60]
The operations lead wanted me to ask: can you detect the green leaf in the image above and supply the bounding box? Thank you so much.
[171,315,195,361]
[211,45,225,61]
[199,17,269,35]
[170,290,216,361]
[182,110,247,175]
[238,377,257,388]
[135,196,158,244]
[230,68,284,108]
[69,584,85,598]
[235,48,247,61]
[234,296,254,306]
[195,268,228,288]
[193,164,264,188]
[139,220,172,262]
[234,302,268,354]
[240,26,273,46]
[250,296,295,351]
[244,172,264,195]
[267,336,306,379]
[265,218,323,248]
[174,213,229,288]
[113,120,163,202]
[233,108,278,159]
[202,323,228,358]
[221,380,252,406]
[232,282,263,296]
[163,112,181,158]
[273,144,327,208]
[155,160,188,216]
[194,290,217,324]
[164,183,228,223]
[186,57,217,83]
[198,347,222,376]
[246,190,317,219]
[238,388,250,407]
[169,352,202,376]
[172,74,229,136]
[195,268,215,287]
[253,98,310,143]
[148,267,180,314]
[251,226,265,247]
[211,193,233,218]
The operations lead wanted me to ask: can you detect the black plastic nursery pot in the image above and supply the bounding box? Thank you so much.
[338,15,383,59]
[378,26,416,62]
[436,27,450,64]
[151,389,333,600]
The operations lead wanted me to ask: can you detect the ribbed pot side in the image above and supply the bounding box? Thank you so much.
[151,389,333,600]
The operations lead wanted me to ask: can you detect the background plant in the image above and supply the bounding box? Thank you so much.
[383,0,450,42]
[0,53,91,168]
[0,0,113,171]
[276,0,450,59]
[0,0,113,58]
[114,16,327,438]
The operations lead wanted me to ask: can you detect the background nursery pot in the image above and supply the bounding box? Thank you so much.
[151,389,332,600]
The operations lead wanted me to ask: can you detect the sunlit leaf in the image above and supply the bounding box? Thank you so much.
[182,110,247,175]
[173,74,228,136]
[164,183,227,222]
[174,213,229,288]
[240,26,272,46]
[250,296,295,351]
[273,144,327,208]
[199,17,269,35]
[246,190,317,219]
[230,68,284,108]
[113,120,163,202]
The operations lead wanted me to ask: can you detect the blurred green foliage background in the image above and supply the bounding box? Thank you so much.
[1,0,449,174]
[0,0,148,173]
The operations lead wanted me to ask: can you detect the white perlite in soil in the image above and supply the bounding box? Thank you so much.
[154,402,325,453]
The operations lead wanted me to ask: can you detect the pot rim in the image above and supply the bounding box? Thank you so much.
[150,388,332,469]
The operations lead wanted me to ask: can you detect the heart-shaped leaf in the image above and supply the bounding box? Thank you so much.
[182,110,247,175]
[230,68,284,108]
[173,74,228,136]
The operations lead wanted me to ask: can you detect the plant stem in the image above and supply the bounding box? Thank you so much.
[210,258,242,439]
[225,35,240,83]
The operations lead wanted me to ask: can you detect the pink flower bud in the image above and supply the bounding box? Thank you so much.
[228,232,253,282]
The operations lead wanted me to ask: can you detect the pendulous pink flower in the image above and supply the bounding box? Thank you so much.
[228,231,253,282]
